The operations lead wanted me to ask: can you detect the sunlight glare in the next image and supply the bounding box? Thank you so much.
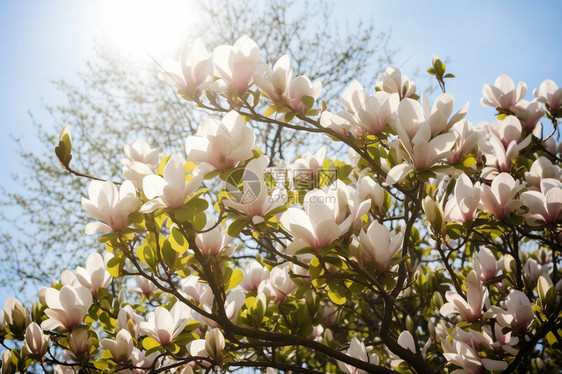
[95,0,202,61]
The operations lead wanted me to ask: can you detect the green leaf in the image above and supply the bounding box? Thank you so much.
[137,244,157,268]
[106,256,125,277]
[327,283,346,305]
[227,269,243,291]
[161,240,177,269]
[264,106,276,117]
[142,337,161,351]
[284,112,295,122]
[169,227,188,254]
[227,219,249,237]
[444,73,455,78]
[301,95,315,110]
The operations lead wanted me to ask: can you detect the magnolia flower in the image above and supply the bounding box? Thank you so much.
[130,275,156,297]
[3,297,30,331]
[101,329,134,363]
[341,80,399,135]
[75,252,112,295]
[240,260,269,292]
[319,110,355,137]
[258,262,298,304]
[356,176,385,212]
[195,218,235,256]
[473,247,502,282]
[139,302,191,346]
[200,290,245,328]
[254,55,293,103]
[159,37,212,99]
[212,35,260,92]
[290,146,327,187]
[525,156,562,190]
[141,155,203,213]
[286,75,322,115]
[376,66,416,100]
[533,79,562,113]
[204,328,225,359]
[442,330,508,373]
[444,173,481,223]
[281,185,352,254]
[481,74,527,110]
[223,156,286,225]
[181,275,213,307]
[386,94,465,184]
[479,172,524,219]
[391,331,431,368]
[23,322,48,356]
[121,139,159,167]
[447,120,480,165]
[352,221,402,272]
[67,327,91,361]
[185,110,255,173]
[440,271,487,322]
[523,258,548,285]
[520,178,562,224]
[337,337,379,374]
[123,161,154,189]
[116,305,144,338]
[510,99,545,132]
[486,290,534,331]
[42,285,93,330]
[82,180,139,235]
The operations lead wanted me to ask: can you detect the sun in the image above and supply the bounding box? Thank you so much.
[93,0,203,62]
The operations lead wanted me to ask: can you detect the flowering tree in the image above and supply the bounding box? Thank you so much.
[1,37,561,374]
[0,0,392,293]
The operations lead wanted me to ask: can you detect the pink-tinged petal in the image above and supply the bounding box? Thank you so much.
[81,198,106,223]
[139,198,166,214]
[142,175,166,200]
[386,163,415,185]
[398,99,424,140]
[85,222,111,235]
[397,331,416,353]
[481,358,508,371]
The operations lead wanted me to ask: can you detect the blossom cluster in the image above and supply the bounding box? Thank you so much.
[1,35,561,374]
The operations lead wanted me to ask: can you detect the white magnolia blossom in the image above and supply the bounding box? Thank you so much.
[387,94,465,184]
[23,322,49,356]
[121,139,159,167]
[341,80,399,135]
[100,329,134,363]
[141,155,203,212]
[3,297,30,329]
[116,305,144,338]
[525,156,562,190]
[212,35,260,92]
[287,75,322,115]
[376,66,416,100]
[42,285,93,330]
[444,173,481,223]
[442,327,508,373]
[352,221,403,272]
[481,74,527,110]
[337,337,379,374]
[240,260,270,292]
[533,78,562,113]
[75,252,112,295]
[447,119,480,165]
[82,180,140,235]
[130,275,156,297]
[520,178,562,224]
[510,99,545,132]
[139,302,192,346]
[196,217,235,256]
[223,156,286,225]
[159,37,212,99]
[258,262,298,304]
[440,271,488,322]
[185,110,255,173]
[479,172,524,219]
[254,54,293,103]
[473,247,502,282]
[281,183,353,254]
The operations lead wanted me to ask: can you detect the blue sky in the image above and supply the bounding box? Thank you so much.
[0,0,561,304]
